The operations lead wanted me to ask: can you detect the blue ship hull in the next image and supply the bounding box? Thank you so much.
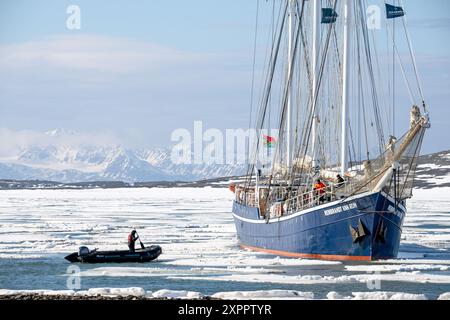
[232,191,405,261]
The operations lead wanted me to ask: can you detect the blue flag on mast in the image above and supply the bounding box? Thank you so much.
[321,8,338,24]
[385,3,405,19]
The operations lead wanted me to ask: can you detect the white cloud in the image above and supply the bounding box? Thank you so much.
[0,127,121,158]
[0,34,212,75]
[0,33,251,104]
[0,34,253,151]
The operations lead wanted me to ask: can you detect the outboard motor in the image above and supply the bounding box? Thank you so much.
[78,246,90,257]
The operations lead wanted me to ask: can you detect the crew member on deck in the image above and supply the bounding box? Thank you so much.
[336,174,345,188]
[314,178,327,203]
[128,230,139,252]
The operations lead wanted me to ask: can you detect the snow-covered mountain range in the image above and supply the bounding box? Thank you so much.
[0,130,246,182]
[0,129,448,185]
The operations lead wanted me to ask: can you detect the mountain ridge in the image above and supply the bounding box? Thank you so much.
[0,128,447,185]
[0,140,246,183]
[0,149,448,190]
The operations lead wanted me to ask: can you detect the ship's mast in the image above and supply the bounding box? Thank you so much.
[340,0,351,176]
[286,0,296,170]
[311,0,320,173]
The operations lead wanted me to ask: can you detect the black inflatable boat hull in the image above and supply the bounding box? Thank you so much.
[65,245,162,263]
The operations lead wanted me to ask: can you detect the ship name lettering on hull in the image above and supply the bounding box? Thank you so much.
[324,202,357,216]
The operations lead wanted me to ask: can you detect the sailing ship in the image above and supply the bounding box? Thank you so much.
[231,0,430,261]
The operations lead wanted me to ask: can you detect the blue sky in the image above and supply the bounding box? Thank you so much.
[0,0,449,154]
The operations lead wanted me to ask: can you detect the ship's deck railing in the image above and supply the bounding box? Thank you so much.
[234,180,354,218]
[281,184,343,216]
[234,187,256,206]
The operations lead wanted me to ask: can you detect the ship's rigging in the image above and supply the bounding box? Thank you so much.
[231,0,429,261]
[240,0,429,218]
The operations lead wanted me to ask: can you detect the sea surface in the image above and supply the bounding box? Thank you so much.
[0,187,449,300]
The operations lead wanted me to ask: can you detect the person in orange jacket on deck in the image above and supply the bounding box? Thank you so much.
[314,178,327,203]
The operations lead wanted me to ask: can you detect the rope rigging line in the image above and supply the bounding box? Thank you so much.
[289,0,338,194]
[245,1,289,190]
[257,0,309,212]
[385,22,416,105]
[247,0,260,158]
[358,0,385,154]
[399,0,427,112]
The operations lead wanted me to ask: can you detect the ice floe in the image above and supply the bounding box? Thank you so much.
[76,287,146,297]
[212,290,314,300]
[0,187,449,299]
[438,292,450,300]
[0,289,76,296]
[0,288,439,300]
[326,291,428,300]
[349,292,427,300]
[151,289,203,299]
[345,264,450,272]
